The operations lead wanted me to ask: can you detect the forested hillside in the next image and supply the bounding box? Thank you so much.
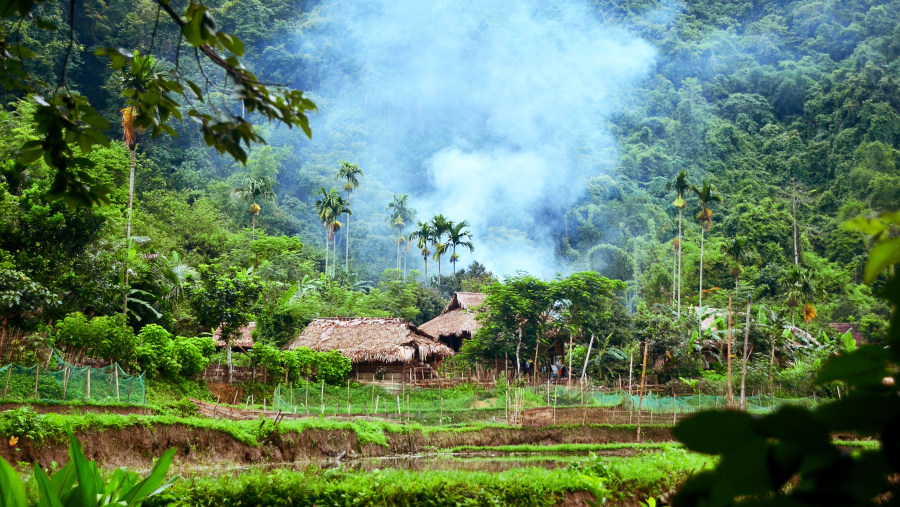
[0,0,895,380]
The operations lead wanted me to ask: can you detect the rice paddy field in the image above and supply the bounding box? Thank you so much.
[0,381,849,506]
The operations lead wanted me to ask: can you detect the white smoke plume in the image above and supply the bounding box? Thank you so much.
[294,0,657,276]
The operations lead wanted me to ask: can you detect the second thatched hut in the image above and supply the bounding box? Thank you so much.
[282,317,453,383]
[419,292,486,352]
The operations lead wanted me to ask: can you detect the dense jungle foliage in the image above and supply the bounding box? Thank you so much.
[0,0,896,388]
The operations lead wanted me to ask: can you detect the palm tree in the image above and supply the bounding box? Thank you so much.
[446,220,474,276]
[121,106,140,315]
[330,195,351,275]
[691,180,722,309]
[315,187,341,277]
[669,170,690,314]
[430,214,452,279]
[232,175,276,230]
[386,194,415,270]
[725,236,753,291]
[337,161,363,272]
[409,221,435,285]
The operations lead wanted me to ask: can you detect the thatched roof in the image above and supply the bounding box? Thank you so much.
[213,322,255,350]
[419,292,486,339]
[446,292,487,313]
[283,317,454,364]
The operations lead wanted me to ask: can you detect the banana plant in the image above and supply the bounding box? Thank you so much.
[0,431,176,506]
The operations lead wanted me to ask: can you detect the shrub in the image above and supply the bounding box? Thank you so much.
[173,337,213,378]
[137,324,180,378]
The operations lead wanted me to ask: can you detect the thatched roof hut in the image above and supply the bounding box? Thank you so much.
[419,292,486,352]
[284,317,453,363]
[213,322,255,351]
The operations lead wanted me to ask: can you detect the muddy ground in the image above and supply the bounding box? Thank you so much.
[0,422,674,469]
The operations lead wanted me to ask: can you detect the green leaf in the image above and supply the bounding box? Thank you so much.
[122,447,176,502]
[815,345,887,387]
[216,32,245,56]
[674,411,761,454]
[67,431,98,507]
[34,465,64,507]
[864,237,900,283]
[0,456,28,507]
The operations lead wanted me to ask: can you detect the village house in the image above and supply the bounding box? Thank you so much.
[282,317,453,383]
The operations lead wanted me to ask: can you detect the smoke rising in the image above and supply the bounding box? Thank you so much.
[295,0,657,276]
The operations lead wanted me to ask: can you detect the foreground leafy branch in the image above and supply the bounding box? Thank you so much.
[672,211,900,506]
[0,0,316,206]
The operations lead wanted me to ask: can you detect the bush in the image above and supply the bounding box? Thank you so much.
[137,325,180,378]
[53,312,137,365]
[0,407,55,443]
[283,347,351,386]
[174,337,213,378]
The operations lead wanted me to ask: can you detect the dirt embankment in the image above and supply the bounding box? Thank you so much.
[0,423,674,469]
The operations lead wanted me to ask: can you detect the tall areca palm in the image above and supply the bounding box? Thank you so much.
[337,161,363,272]
[330,196,351,274]
[691,180,722,309]
[670,170,690,314]
[121,106,140,315]
[409,221,435,285]
[386,194,415,271]
[447,220,474,276]
[725,236,753,291]
[315,187,341,277]
[431,214,452,279]
[232,175,276,230]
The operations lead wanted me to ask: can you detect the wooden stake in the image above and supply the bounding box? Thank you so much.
[85,368,91,401]
[62,366,70,401]
[114,367,120,402]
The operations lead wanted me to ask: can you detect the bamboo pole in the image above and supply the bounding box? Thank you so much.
[34,364,39,401]
[636,338,649,441]
[114,366,120,402]
[740,295,752,410]
[62,366,70,401]
[727,294,734,407]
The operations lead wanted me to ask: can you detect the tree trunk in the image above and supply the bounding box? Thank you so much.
[251,213,256,231]
[345,191,350,272]
[396,230,402,270]
[123,147,136,315]
[727,294,733,407]
[678,209,683,314]
[452,245,457,276]
[567,332,575,385]
[699,227,705,309]
[792,181,799,266]
[423,255,428,286]
[227,336,233,384]
[740,296,751,410]
[672,239,677,308]
[770,333,776,395]
[515,327,523,379]
[581,333,596,380]
[403,244,408,280]
[325,227,331,277]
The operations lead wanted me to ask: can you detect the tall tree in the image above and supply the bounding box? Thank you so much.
[314,187,341,277]
[121,106,139,315]
[447,220,475,276]
[431,214,452,280]
[475,274,554,378]
[669,170,690,314]
[409,221,435,286]
[555,272,627,384]
[691,180,722,310]
[386,194,415,271]
[337,161,363,272]
[186,266,260,384]
[725,236,753,291]
[231,175,276,230]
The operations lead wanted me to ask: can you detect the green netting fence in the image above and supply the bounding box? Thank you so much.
[271,382,818,421]
[0,353,145,404]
